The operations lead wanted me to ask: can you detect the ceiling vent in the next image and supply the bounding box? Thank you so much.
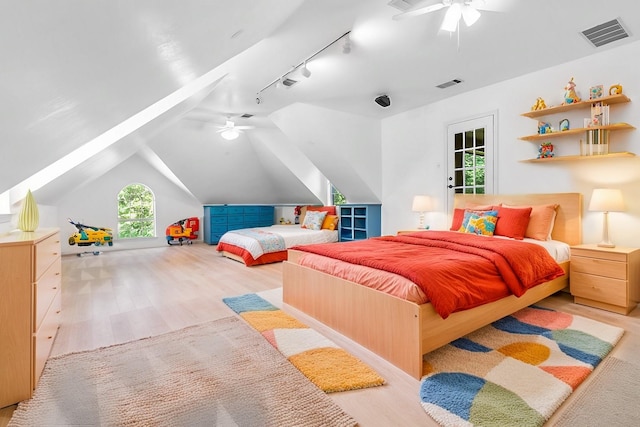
[281,77,298,88]
[582,18,629,47]
[436,78,463,89]
[240,113,253,118]
[387,0,423,11]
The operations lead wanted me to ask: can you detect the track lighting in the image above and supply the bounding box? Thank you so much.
[342,34,351,54]
[300,62,311,78]
[256,30,351,101]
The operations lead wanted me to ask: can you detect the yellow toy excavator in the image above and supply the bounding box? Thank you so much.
[67,218,113,247]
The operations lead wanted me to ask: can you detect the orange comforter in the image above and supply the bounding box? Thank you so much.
[292,231,565,318]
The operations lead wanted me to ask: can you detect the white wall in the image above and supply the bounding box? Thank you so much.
[382,40,640,248]
[54,154,203,255]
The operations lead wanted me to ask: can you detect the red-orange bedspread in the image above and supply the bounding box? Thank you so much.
[292,231,565,318]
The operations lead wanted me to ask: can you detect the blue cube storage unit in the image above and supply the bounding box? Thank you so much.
[338,204,381,242]
[203,205,275,244]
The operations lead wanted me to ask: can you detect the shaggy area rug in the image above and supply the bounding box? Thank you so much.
[223,293,385,393]
[419,305,624,427]
[8,316,356,427]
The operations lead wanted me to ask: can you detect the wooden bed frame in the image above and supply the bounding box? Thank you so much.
[282,193,582,379]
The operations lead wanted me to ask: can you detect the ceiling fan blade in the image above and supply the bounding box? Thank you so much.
[392,2,447,20]
[466,0,508,12]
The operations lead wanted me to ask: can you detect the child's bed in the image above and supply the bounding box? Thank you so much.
[282,193,582,379]
[217,225,338,266]
[217,205,339,266]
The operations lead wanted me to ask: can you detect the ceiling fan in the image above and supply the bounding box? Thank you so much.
[215,119,255,141]
[392,0,502,32]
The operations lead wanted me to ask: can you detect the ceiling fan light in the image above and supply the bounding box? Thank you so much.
[441,2,462,32]
[461,5,480,27]
[221,129,239,140]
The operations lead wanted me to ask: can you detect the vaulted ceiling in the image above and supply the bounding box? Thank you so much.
[2,0,638,209]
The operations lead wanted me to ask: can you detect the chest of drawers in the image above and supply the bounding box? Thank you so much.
[0,228,62,407]
[570,244,640,314]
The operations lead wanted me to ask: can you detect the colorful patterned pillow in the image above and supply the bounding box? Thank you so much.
[458,210,498,236]
[301,210,328,230]
[457,209,498,232]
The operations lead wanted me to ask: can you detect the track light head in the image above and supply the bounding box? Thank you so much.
[255,95,262,104]
[301,62,311,78]
[342,34,351,54]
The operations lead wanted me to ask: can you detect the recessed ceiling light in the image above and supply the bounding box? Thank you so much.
[230,29,243,39]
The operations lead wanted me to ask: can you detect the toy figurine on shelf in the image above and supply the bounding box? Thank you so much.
[538,121,552,134]
[563,77,581,104]
[537,142,555,159]
[531,97,547,111]
[609,84,623,95]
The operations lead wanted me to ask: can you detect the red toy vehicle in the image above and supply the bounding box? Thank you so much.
[166,217,199,245]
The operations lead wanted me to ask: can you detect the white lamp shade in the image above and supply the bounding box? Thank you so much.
[588,189,625,212]
[412,195,432,212]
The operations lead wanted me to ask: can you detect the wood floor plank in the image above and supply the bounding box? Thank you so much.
[2,243,639,427]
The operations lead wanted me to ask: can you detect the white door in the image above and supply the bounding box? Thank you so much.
[446,114,496,212]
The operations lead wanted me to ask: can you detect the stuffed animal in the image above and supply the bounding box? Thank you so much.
[537,142,555,159]
[609,84,623,95]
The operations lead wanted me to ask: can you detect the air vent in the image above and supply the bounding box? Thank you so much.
[240,113,253,118]
[436,78,463,89]
[582,19,629,47]
[282,77,298,88]
[387,0,423,11]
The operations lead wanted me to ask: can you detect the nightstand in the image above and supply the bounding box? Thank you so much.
[570,244,640,314]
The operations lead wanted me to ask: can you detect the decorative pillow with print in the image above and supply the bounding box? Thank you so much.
[464,213,499,236]
[301,210,328,230]
[457,209,498,233]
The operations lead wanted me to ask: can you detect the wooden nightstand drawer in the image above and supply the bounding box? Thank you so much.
[571,247,628,262]
[570,272,627,307]
[570,256,627,280]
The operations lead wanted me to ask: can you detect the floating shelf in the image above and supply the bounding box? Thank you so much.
[520,152,636,163]
[519,123,635,141]
[522,94,631,118]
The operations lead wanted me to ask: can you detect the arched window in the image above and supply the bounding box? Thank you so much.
[117,183,156,238]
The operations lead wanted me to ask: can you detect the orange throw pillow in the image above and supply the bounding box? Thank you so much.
[525,204,558,240]
[321,214,339,230]
[495,206,532,240]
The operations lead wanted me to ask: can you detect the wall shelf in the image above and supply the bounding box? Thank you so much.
[520,92,634,161]
[522,93,631,118]
[520,152,636,163]
[519,123,635,141]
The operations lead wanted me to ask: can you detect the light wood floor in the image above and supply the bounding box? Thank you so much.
[2,243,640,426]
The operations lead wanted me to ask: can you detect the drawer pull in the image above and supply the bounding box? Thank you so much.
[48,336,53,340]
[52,287,57,290]
[56,272,60,276]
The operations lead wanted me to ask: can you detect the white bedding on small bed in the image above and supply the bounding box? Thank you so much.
[218,225,338,259]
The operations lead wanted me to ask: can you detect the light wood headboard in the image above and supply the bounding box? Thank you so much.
[453,193,583,246]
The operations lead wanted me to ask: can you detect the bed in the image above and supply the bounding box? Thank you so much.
[282,193,582,379]
[217,206,339,266]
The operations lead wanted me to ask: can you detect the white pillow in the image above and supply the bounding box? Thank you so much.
[301,210,328,230]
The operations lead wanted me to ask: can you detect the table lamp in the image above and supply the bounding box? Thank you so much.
[412,195,432,229]
[588,188,624,248]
